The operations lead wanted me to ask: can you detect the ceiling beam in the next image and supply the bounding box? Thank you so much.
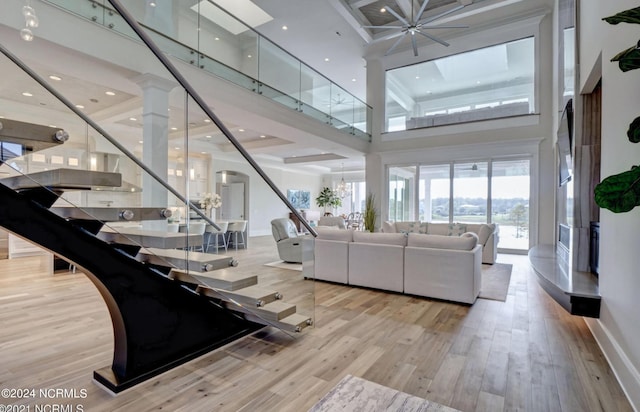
[348,0,378,8]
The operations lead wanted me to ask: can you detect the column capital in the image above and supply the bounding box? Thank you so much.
[132,73,178,92]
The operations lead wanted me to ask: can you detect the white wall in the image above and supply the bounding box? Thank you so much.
[210,156,324,236]
[579,1,640,409]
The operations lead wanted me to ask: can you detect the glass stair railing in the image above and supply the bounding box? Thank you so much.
[43,0,372,141]
[0,1,315,394]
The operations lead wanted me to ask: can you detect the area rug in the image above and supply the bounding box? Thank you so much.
[479,262,513,302]
[308,374,460,412]
[264,260,303,271]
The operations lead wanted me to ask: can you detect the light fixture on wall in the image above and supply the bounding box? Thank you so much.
[20,1,39,42]
[336,163,351,199]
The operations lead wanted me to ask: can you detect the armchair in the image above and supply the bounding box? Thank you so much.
[270,218,309,263]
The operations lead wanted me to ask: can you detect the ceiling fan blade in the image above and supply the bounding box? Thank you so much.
[416,30,450,47]
[362,25,404,29]
[385,33,408,56]
[384,6,410,26]
[419,24,469,29]
[411,33,419,56]
[415,0,432,23]
[418,4,464,25]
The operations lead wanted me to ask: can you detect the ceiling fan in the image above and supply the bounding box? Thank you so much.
[363,0,470,57]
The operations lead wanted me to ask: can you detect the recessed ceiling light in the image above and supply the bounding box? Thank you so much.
[48,125,57,128]
[49,75,62,81]
[380,8,386,13]
[247,54,252,58]
[206,135,212,138]
[259,135,266,138]
[215,37,220,41]
[174,146,180,150]
[324,58,330,62]
[138,140,143,144]
[105,91,116,96]
[476,80,481,84]
[351,78,356,82]
[171,127,178,131]
[201,151,207,154]
[129,117,137,121]
[238,128,245,132]
[282,25,288,30]
[75,104,85,109]
[204,119,211,123]
[22,92,33,97]
[149,1,156,6]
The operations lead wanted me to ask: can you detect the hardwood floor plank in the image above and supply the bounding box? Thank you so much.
[0,244,632,411]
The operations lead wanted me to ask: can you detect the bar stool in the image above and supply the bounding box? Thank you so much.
[204,222,228,253]
[179,221,206,251]
[226,220,247,251]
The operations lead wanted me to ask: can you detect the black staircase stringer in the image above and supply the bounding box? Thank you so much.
[0,184,262,393]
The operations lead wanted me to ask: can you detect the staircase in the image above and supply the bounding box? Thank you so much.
[0,119,311,393]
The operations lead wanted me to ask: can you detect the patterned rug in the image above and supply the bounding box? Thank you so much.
[308,374,460,412]
[479,262,513,302]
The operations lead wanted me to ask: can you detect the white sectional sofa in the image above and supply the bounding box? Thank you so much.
[404,233,481,304]
[312,227,482,304]
[382,221,498,264]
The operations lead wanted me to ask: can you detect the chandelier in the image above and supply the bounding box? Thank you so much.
[336,164,351,199]
[20,1,39,41]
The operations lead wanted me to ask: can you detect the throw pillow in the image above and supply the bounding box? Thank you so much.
[448,223,467,236]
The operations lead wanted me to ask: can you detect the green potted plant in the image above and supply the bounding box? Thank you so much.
[316,187,341,214]
[363,193,377,232]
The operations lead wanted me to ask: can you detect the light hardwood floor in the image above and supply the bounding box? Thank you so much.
[0,236,632,412]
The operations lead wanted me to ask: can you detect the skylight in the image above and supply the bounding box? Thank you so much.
[192,0,273,35]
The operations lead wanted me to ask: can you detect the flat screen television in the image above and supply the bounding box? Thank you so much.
[558,98,573,186]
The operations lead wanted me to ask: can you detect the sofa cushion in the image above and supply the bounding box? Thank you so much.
[448,223,468,236]
[315,226,354,242]
[407,233,477,250]
[476,224,493,245]
[395,221,420,234]
[426,223,449,236]
[353,231,407,246]
[382,221,396,233]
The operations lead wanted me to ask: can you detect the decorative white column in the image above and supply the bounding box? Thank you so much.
[133,73,177,230]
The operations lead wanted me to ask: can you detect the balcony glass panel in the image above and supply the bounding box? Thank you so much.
[385,36,535,132]
[43,0,370,140]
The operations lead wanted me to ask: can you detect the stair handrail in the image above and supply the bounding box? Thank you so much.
[0,42,219,230]
[106,0,317,236]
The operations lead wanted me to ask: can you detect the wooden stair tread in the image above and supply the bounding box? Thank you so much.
[196,285,280,307]
[227,300,296,322]
[169,268,257,291]
[245,312,312,333]
[139,247,235,272]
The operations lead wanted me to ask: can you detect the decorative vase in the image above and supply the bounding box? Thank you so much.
[209,208,216,222]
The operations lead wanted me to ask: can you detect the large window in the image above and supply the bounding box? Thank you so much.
[385,37,535,132]
[388,159,531,251]
[388,166,416,221]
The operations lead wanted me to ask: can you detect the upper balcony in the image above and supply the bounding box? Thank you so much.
[43,0,372,142]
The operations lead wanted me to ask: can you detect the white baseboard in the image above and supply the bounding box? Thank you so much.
[585,318,640,411]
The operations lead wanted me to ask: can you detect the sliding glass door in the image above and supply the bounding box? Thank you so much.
[419,164,450,222]
[491,159,530,250]
[453,162,488,223]
[387,158,531,251]
[388,166,416,221]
